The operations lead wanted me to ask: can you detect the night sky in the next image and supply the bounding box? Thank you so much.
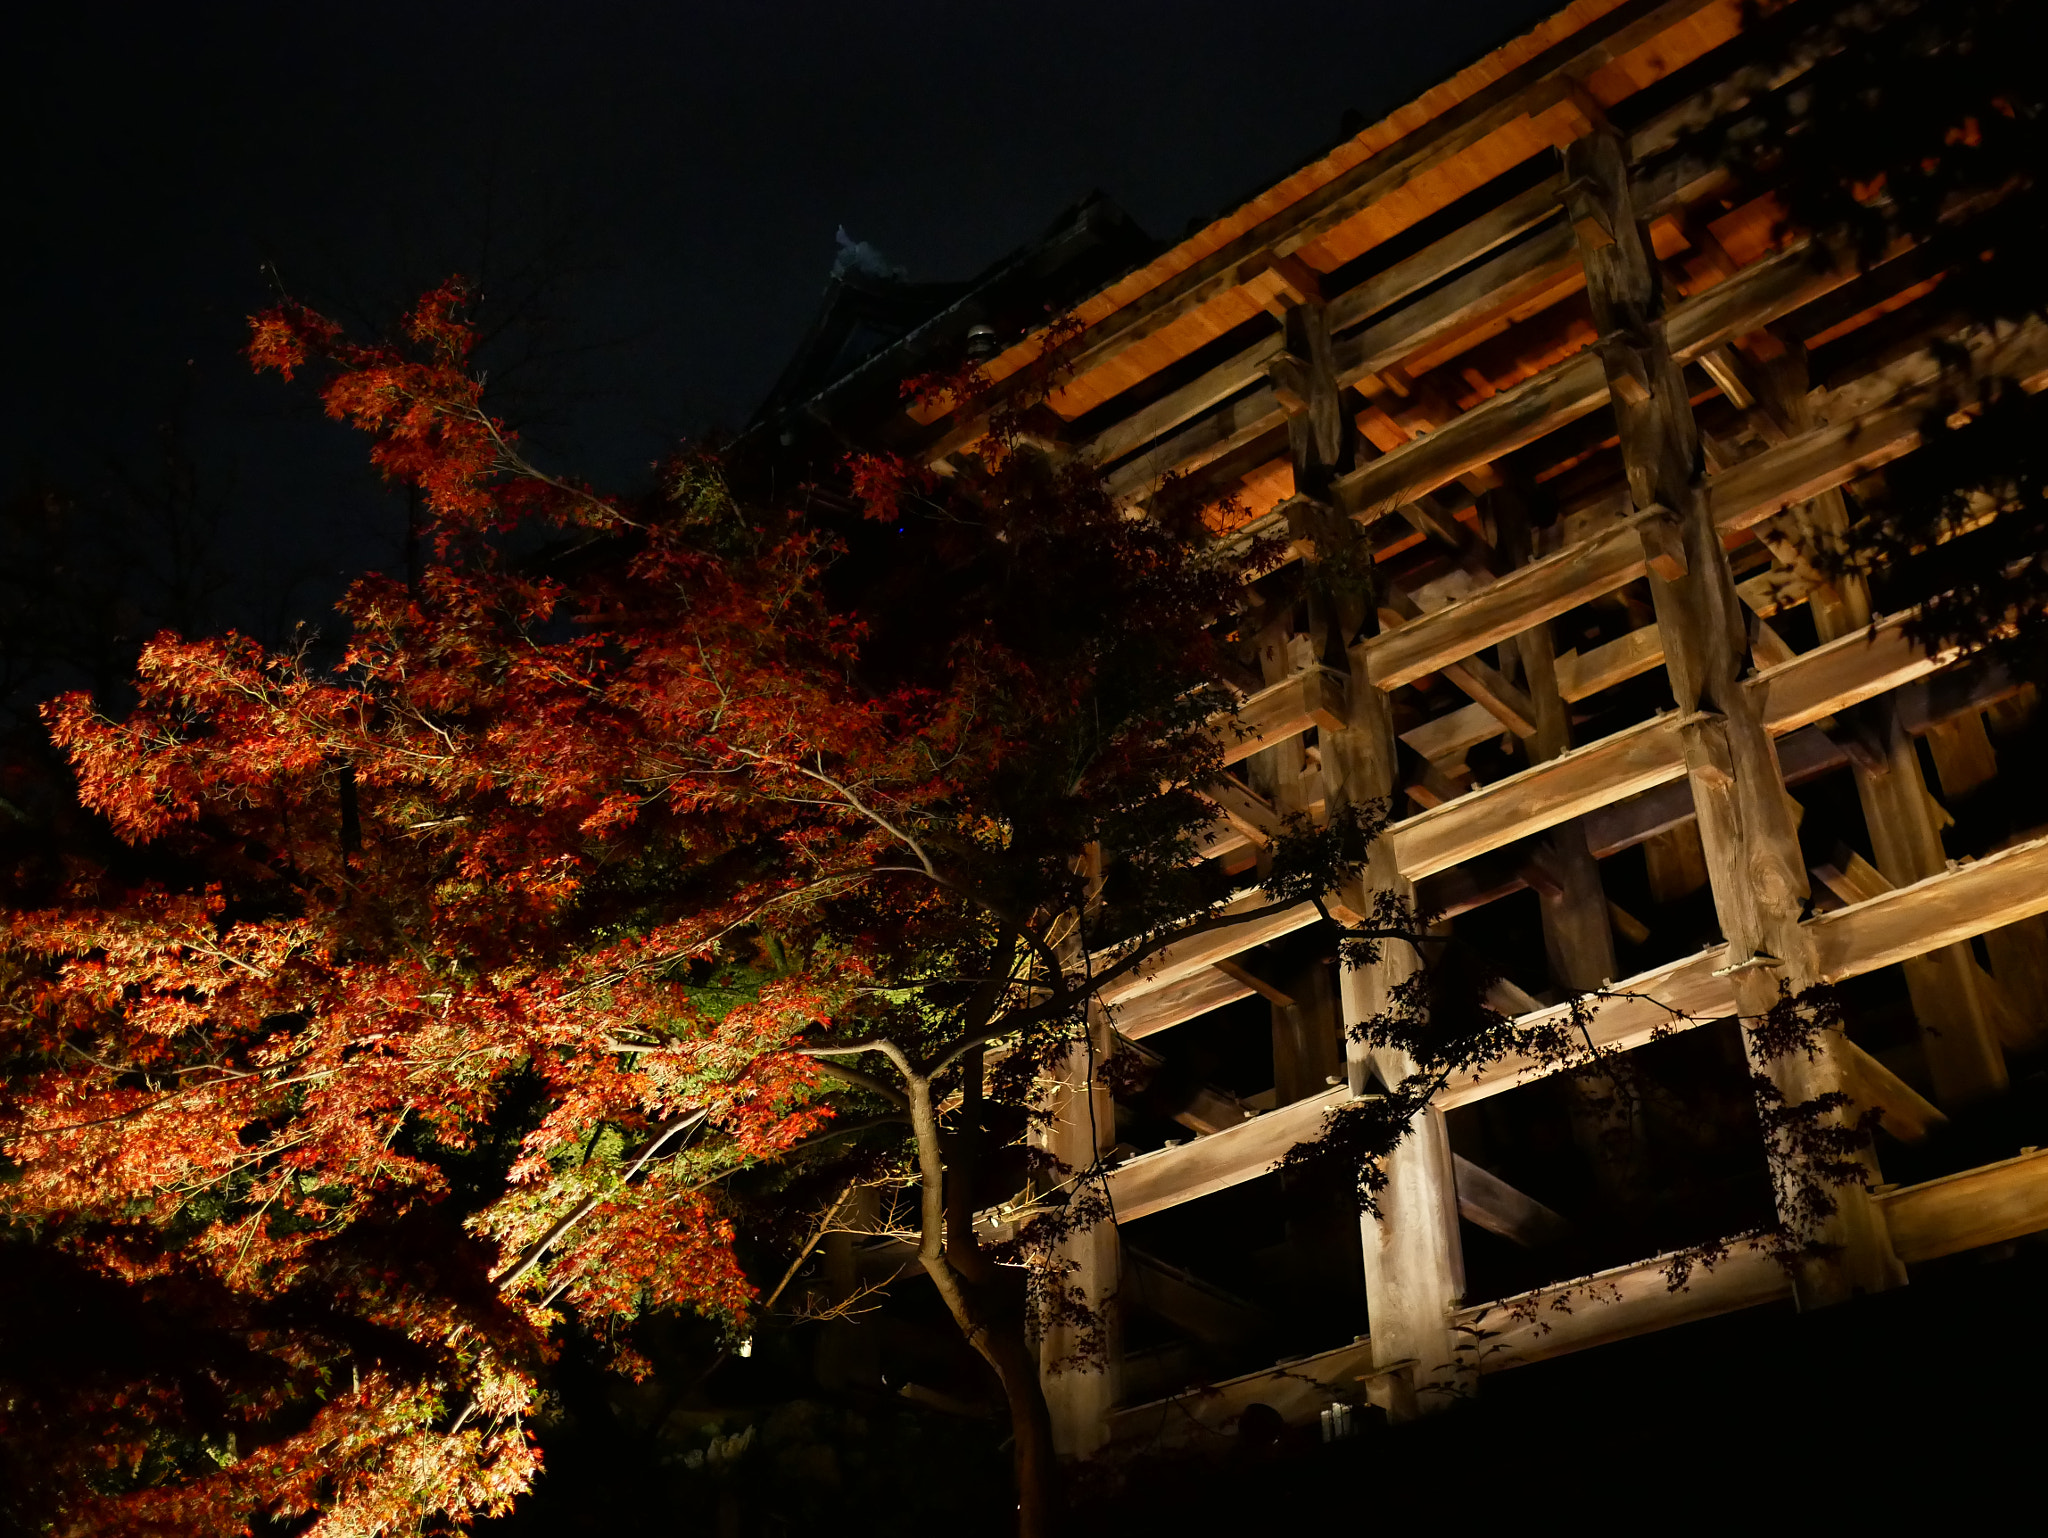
[11,0,1556,636]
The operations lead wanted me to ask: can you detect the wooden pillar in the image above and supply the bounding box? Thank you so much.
[1493,492,1622,999]
[1040,856,1120,1456]
[1037,1010,1121,1456]
[1276,296,1467,1407]
[1328,682,1468,1408]
[1755,348,2008,1105]
[1497,494,1640,1193]
[1564,132,1902,1306]
[1271,946,1343,1104]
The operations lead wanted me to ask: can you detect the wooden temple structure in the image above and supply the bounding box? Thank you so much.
[763,0,2048,1458]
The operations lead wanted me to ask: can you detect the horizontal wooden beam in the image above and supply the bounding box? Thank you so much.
[1877,1147,2048,1265]
[1333,220,1579,389]
[1112,965,1258,1040]
[1442,832,2048,1109]
[1332,240,1855,524]
[1105,1334,1376,1449]
[1106,382,1286,499]
[1810,833,2048,982]
[1108,1143,2048,1407]
[1215,667,1349,768]
[1096,895,1323,1013]
[1086,181,1570,473]
[1105,1085,1342,1222]
[1364,320,2048,693]
[1454,1240,1791,1373]
[1449,1149,2048,1373]
[1389,713,1688,881]
[1454,1153,1570,1248]
[1108,831,2048,1224]
[1103,837,2048,1223]
[1102,228,1587,500]
[1153,616,1982,1013]
[923,0,1723,461]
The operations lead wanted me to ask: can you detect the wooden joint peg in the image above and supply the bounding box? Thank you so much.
[1558,174,1616,249]
[1267,351,1311,416]
[1634,502,1688,581]
[1677,710,1738,789]
[1598,333,1655,406]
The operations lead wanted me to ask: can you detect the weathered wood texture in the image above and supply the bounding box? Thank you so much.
[1103,1143,2048,1431]
[1357,319,2048,695]
[922,0,1731,458]
[1107,1086,1345,1222]
[1879,1148,2048,1264]
[1454,1240,1790,1371]
[1443,833,2048,1109]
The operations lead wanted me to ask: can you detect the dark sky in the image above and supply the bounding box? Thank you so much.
[10,0,1556,633]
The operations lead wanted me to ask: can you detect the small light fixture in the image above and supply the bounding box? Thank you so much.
[964,324,999,361]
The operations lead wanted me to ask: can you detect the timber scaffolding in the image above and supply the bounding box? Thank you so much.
[766,0,2048,1457]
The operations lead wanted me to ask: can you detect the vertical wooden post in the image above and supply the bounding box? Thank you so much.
[1494,491,1621,998]
[1755,349,2008,1105]
[1326,678,1468,1408]
[1564,132,1902,1306]
[1497,493,1640,1194]
[1037,1011,1121,1455]
[1279,294,1467,1407]
[1040,856,1120,1457]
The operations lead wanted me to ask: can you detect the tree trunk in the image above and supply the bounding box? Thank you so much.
[905,1070,1064,1537]
[975,1317,1061,1538]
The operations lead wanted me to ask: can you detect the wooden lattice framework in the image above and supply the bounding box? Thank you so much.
[797,0,2048,1455]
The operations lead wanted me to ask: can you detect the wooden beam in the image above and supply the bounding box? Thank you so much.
[1555,622,1666,701]
[1332,240,1855,524]
[1327,176,1570,335]
[1380,585,1539,736]
[1191,606,1958,901]
[1105,1335,1377,1449]
[1390,713,1690,881]
[1810,835,2048,982]
[1096,895,1322,1012]
[1332,221,1579,388]
[1437,1150,2048,1378]
[1877,1147,2048,1264]
[1453,1153,1570,1248]
[1442,833,2048,1110]
[1213,958,1295,1008]
[1214,667,1350,768]
[1199,776,1285,847]
[1105,1086,1344,1221]
[1747,609,1961,736]
[920,0,1724,461]
[1452,1241,1791,1372]
[1837,1037,1947,1144]
[1813,849,1890,907]
[1111,965,1257,1040]
[1364,510,1660,692]
[1115,1033,1264,1136]
[1097,837,2048,1222]
[1106,384,1285,500]
[1125,1249,1272,1344]
[1087,333,1287,470]
[1357,321,2048,695]
[1084,181,1572,472]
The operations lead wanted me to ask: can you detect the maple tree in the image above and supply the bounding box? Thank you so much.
[0,280,1463,1536]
